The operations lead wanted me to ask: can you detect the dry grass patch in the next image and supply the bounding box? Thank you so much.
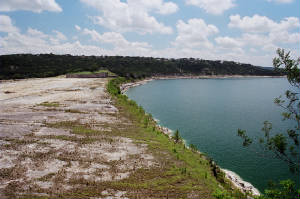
[64,109,86,114]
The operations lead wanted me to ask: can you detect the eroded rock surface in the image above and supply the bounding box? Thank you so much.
[0,77,156,198]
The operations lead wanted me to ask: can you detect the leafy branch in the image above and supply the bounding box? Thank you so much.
[237,48,300,173]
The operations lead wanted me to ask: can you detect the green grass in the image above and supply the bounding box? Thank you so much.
[46,121,105,136]
[71,69,116,76]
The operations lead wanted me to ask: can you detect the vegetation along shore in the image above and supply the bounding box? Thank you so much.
[121,77,262,196]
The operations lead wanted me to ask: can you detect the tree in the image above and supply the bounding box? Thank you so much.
[238,48,300,198]
[89,63,99,72]
[173,129,182,143]
[262,179,300,199]
[238,48,299,172]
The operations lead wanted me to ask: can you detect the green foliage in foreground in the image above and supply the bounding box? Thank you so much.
[260,180,300,199]
[107,77,252,199]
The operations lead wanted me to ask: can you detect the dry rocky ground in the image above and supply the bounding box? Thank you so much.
[0,77,157,199]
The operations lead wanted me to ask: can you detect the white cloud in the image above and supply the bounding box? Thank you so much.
[224,14,300,64]
[228,14,300,50]
[267,0,294,4]
[80,0,174,34]
[53,30,67,41]
[249,48,257,53]
[27,28,48,38]
[215,36,243,48]
[269,31,300,44]
[215,51,275,66]
[186,0,235,15]
[229,15,300,33]
[0,21,77,55]
[0,15,19,33]
[164,15,299,67]
[152,46,272,67]
[0,28,108,55]
[82,28,152,55]
[173,18,219,49]
[50,30,67,44]
[130,0,178,15]
[75,25,81,31]
[0,0,62,13]
[0,22,154,57]
[240,33,269,46]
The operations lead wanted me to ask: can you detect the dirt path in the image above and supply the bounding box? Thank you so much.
[0,77,156,199]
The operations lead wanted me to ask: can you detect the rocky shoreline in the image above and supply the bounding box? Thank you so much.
[121,76,263,196]
[222,169,260,196]
[120,79,153,94]
[156,123,261,196]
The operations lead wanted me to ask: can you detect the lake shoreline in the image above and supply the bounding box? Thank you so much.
[153,122,261,196]
[121,76,265,196]
[120,75,285,93]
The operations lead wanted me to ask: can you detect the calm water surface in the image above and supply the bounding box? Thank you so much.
[126,77,299,192]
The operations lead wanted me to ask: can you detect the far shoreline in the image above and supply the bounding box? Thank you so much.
[152,74,285,79]
[120,75,285,93]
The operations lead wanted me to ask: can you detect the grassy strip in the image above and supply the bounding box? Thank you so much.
[106,77,248,199]
[71,69,116,76]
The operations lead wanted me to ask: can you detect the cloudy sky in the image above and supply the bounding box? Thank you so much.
[0,0,299,66]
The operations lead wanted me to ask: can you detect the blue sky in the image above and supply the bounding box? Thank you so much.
[0,0,299,66]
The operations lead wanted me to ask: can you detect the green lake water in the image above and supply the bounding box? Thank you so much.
[126,77,299,192]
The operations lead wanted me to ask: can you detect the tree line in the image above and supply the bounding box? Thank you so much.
[0,54,283,80]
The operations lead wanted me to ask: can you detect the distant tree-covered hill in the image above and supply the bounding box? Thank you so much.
[0,54,283,80]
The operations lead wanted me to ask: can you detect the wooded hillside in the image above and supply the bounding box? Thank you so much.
[0,54,283,79]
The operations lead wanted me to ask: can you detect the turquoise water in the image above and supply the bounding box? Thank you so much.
[126,77,299,192]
